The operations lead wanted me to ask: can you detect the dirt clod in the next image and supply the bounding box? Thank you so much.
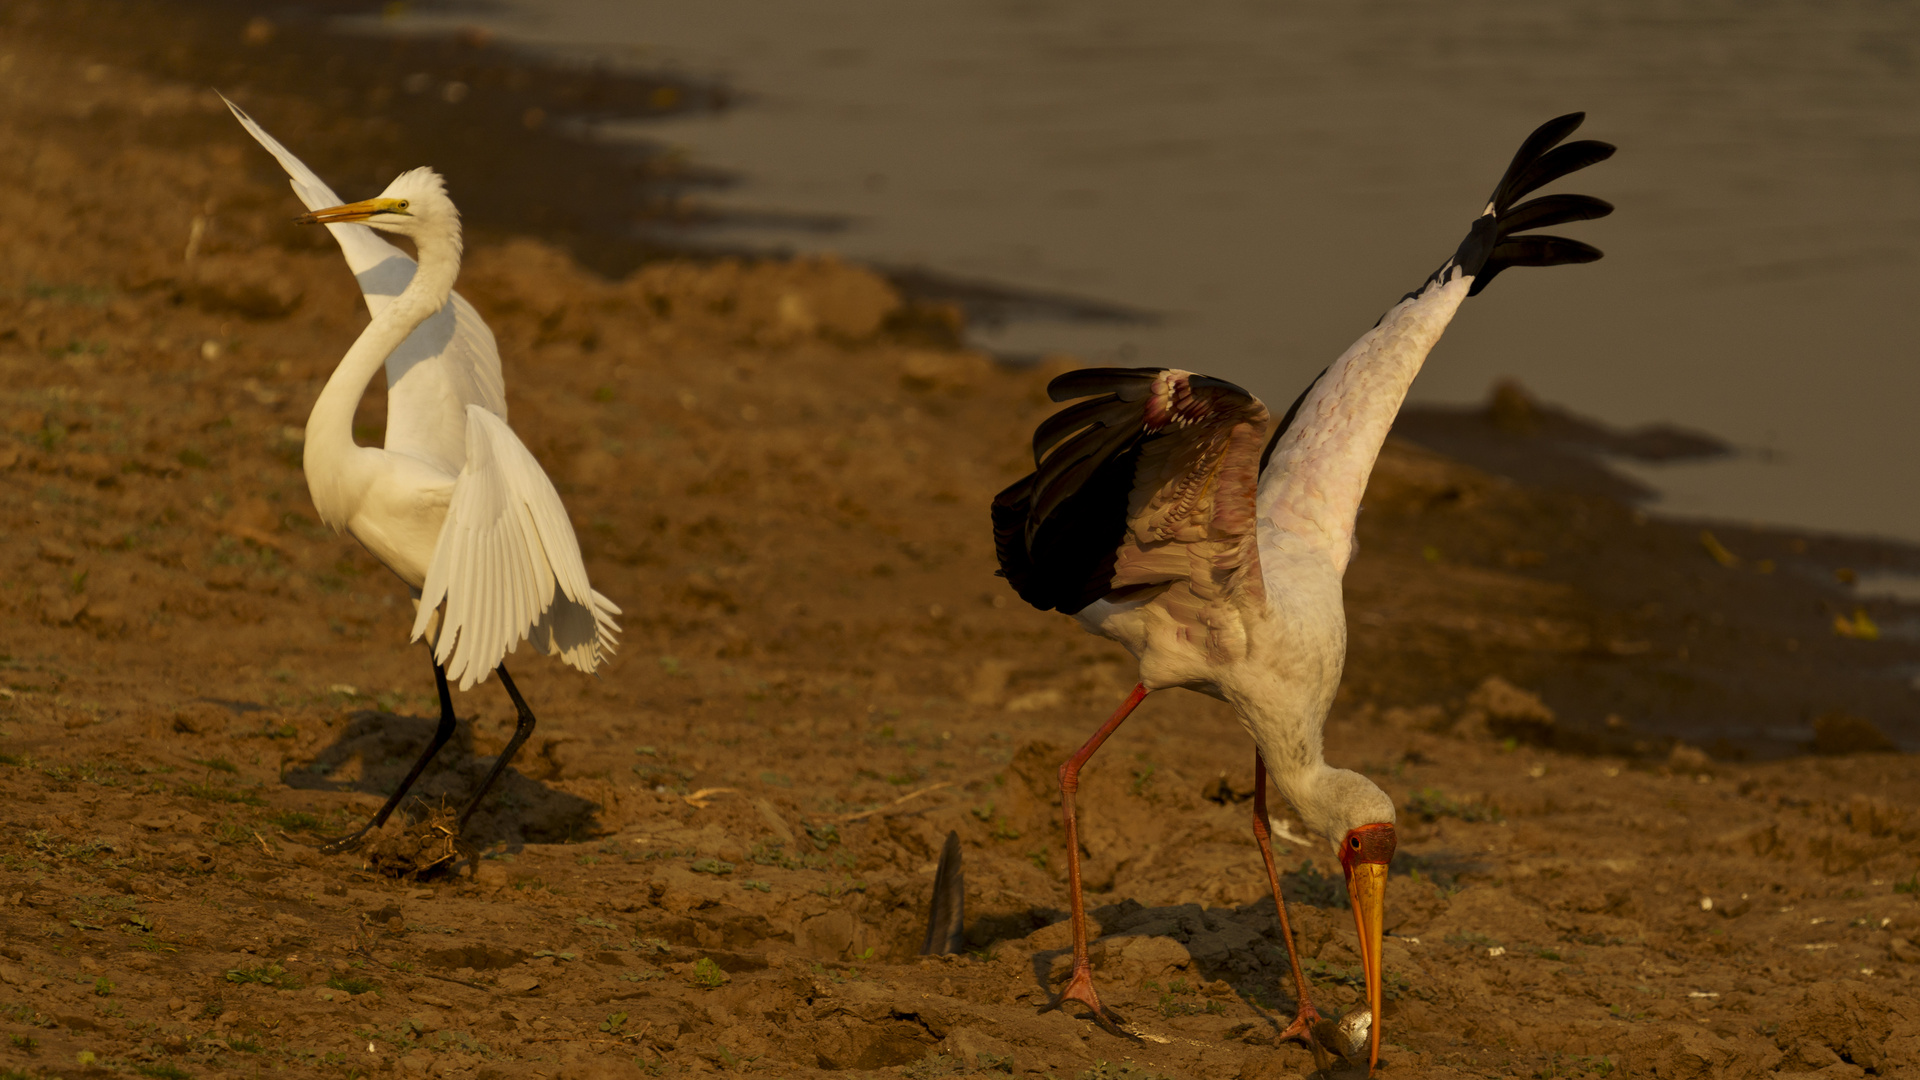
[362,809,466,879]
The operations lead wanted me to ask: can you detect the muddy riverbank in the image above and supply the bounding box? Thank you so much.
[2,6,1918,1079]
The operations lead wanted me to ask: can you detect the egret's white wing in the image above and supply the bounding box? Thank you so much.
[412,406,621,690]
[223,97,507,477]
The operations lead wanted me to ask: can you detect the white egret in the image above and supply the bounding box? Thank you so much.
[992,114,1614,1072]
[225,99,621,851]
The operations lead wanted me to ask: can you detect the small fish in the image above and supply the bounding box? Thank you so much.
[1312,1008,1371,1061]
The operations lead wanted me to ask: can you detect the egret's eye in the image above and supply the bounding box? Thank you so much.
[395,200,410,211]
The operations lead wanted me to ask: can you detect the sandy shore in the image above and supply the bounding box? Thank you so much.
[1,5,1918,1079]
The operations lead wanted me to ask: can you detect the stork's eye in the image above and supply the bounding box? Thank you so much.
[1349,836,1361,849]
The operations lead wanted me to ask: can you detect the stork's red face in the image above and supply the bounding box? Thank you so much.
[1340,822,1396,1073]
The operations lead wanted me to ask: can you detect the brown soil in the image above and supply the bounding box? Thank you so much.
[3,8,1920,1080]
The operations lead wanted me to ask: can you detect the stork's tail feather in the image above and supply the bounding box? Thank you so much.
[1485,113,1616,216]
[1452,112,1616,297]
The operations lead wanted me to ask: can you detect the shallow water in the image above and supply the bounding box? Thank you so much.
[376,2,1920,540]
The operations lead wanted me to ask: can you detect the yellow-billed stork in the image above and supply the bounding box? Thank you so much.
[992,113,1615,1072]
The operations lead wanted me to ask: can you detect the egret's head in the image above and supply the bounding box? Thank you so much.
[295,168,460,250]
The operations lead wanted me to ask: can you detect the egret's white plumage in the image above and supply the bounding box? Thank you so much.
[225,99,619,690]
[223,98,620,846]
[227,107,507,476]
[993,114,1615,1072]
[416,405,620,684]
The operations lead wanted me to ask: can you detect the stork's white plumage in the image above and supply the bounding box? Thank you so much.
[225,99,620,850]
[992,114,1615,1071]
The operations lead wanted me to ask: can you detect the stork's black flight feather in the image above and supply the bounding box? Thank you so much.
[994,368,1262,615]
[992,369,1165,614]
[1002,115,1617,598]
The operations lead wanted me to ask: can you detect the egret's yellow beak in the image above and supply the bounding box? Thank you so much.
[295,197,409,226]
[1346,861,1388,1074]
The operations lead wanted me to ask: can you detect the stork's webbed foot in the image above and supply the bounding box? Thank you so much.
[1279,998,1335,1073]
[1048,965,1132,1037]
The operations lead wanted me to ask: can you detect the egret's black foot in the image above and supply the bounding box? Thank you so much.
[318,821,381,855]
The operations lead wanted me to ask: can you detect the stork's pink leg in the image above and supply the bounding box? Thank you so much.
[1052,683,1149,1033]
[1253,753,1332,1073]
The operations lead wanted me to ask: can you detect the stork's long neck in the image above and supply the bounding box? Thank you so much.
[1235,682,1347,845]
[1240,690,1397,853]
[1225,574,1391,850]
[303,231,461,530]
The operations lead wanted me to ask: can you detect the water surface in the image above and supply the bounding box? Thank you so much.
[377,2,1920,539]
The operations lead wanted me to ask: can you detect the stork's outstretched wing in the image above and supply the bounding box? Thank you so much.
[1256,112,1614,577]
[411,407,622,690]
[223,96,506,477]
[993,368,1270,615]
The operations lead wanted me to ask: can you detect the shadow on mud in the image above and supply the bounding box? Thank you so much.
[280,707,601,847]
[977,848,1484,1044]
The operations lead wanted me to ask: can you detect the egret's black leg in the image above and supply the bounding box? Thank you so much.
[321,659,458,854]
[456,664,537,830]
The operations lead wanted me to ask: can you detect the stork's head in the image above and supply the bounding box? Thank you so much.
[1338,820,1395,1071]
[1316,772,1396,1073]
[295,167,461,251]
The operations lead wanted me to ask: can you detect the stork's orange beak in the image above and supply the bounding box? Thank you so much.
[1346,860,1387,1074]
[295,197,409,226]
[1340,821,1396,1076]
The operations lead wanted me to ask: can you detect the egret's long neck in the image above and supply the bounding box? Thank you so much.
[304,228,461,530]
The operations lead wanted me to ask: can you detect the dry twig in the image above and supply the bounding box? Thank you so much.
[836,781,954,822]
